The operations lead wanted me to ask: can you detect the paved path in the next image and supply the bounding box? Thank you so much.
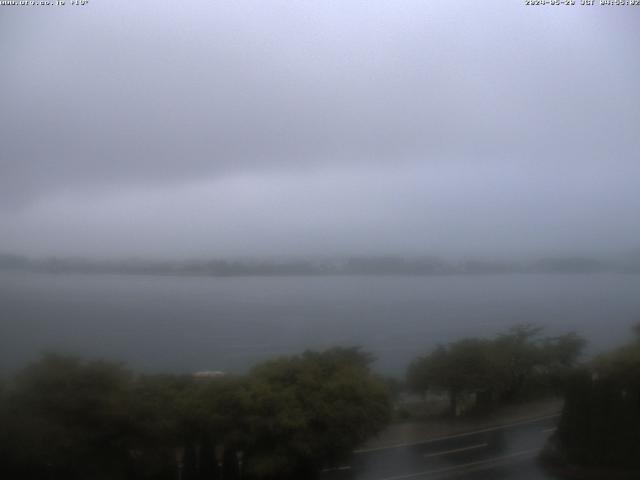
[361,398,562,450]
[321,414,560,480]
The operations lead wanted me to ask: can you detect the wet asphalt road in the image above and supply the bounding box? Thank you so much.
[321,415,561,480]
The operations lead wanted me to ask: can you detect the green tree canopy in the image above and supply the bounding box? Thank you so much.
[2,354,133,479]
[243,347,391,479]
[0,348,392,480]
[408,325,585,415]
[552,326,640,472]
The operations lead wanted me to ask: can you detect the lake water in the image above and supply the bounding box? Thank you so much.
[1,272,638,376]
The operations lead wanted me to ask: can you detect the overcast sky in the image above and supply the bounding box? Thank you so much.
[1,1,639,259]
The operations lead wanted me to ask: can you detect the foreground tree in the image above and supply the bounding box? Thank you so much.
[408,339,494,415]
[1,354,133,480]
[0,347,391,480]
[407,325,585,415]
[242,347,392,479]
[544,327,640,476]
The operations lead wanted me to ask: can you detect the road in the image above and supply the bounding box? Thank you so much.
[321,414,561,480]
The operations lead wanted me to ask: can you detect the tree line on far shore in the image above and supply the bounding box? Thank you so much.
[3,253,638,277]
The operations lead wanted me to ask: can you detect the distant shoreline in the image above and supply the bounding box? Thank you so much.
[2,253,639,278]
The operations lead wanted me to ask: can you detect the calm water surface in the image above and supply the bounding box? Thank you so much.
[1,272,638,375]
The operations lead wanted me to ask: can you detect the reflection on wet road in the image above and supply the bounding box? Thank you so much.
[322,415,560,480]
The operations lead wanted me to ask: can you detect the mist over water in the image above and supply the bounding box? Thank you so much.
[2,3,640,479]
[2,271,638,376]
[2,2,640,261]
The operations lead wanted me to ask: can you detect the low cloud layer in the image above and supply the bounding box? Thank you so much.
[1,1,639,258]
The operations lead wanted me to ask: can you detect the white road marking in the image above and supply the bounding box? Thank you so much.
[354,413,560,454]
[423,442,488,458]
[321,465,351,472]
[376,449,538,480]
